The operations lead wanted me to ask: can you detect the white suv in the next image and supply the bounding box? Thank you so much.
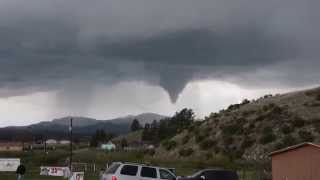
[100,162,177,180]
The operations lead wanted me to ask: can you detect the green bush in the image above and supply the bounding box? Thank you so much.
[227,104,241,111]
[242,110,255,117]
[162,140,177,151]
[292,117,306,127]
[222,124,242,135]
[241,137,255,149]
[144,149,156,156]
[262,126,273,134]
[195,134,205,143]
[270,105,283,114]
[298,130,314,142]
[182,135,190,144]
[223,136,234,147]
[281,124,294,134]
[234,149,245,159]
[189,121,202,132]
[204,127,212,134]
[314,122,320,133]
[205,152,213,159]
[275,135,297,149]
[241,99,250,105]
[262,105,270,112]
[193,128,200,136]
[179,148,194,157]
[260,132,276,144]
[255,114,266,122]
[200,139,216,150]
[249,123,255,129]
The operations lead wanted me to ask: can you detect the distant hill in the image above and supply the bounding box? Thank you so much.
[108,113,167,125]
[0,113,167,141]
[50,117,99,127]
[156,87,320,160]
[39,113,166,128]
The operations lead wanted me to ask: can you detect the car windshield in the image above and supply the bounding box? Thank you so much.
[105,163,121,174]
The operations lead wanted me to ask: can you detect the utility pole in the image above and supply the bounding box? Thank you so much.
[69,118,73,170]
[44,134,47,153]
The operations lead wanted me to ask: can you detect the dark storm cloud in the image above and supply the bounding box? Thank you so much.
[0,0,319,104]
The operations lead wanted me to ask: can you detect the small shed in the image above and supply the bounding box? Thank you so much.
[270,142,320,180]
[46,139,58,145]
[101,141,116,151]
[59,140,71,145]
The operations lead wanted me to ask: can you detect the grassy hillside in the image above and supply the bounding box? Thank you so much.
[156,87,320,161]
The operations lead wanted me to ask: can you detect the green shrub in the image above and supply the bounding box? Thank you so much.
[204,127,212,134]
[262,126,273,134]
[242,110,255,117]
[188,121,202,132]
[249,123,255,129]
[195,134,205,143]
[162,140,177,151]
[260,132,276,144]
[255,114,266,122]
[262,105,270,112]
[222,124,242,135]
[179,148,194,157]
[298,130,314,142]
[270,105,283,114]
[314,122,320,133]
[144,149,156,156]
[193,128,200,136]
[200,139,216,150]
[241,137,255,149]
[292,117,306,127]
[223,136,234,147]
[241,99,250,105]
[182,135,190,144]
[234,149,245,159]
[205,152,213,159]
[281,125,294,134]
[275,135,297,149]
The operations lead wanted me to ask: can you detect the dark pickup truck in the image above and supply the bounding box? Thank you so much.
[179,169,238,180]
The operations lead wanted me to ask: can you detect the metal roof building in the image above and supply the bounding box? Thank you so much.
[270,142,320,180]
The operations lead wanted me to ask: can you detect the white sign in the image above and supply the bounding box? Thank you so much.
[0,158,20,172]
[40,166,69,177]
[70,172,84,180]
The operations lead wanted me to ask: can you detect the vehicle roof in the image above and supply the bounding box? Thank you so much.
[269,142,320,156]
[112,162,175,170]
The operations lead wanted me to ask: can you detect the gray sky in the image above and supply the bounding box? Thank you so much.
[0,0,319,127]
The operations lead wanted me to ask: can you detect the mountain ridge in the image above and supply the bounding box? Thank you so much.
[25,112,167,128]
[0,113,167,140]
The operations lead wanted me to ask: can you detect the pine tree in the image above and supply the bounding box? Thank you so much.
[131,119,142,132]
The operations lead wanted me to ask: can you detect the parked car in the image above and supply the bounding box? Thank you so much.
[100,162,177,180]
[179,169,238,180]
